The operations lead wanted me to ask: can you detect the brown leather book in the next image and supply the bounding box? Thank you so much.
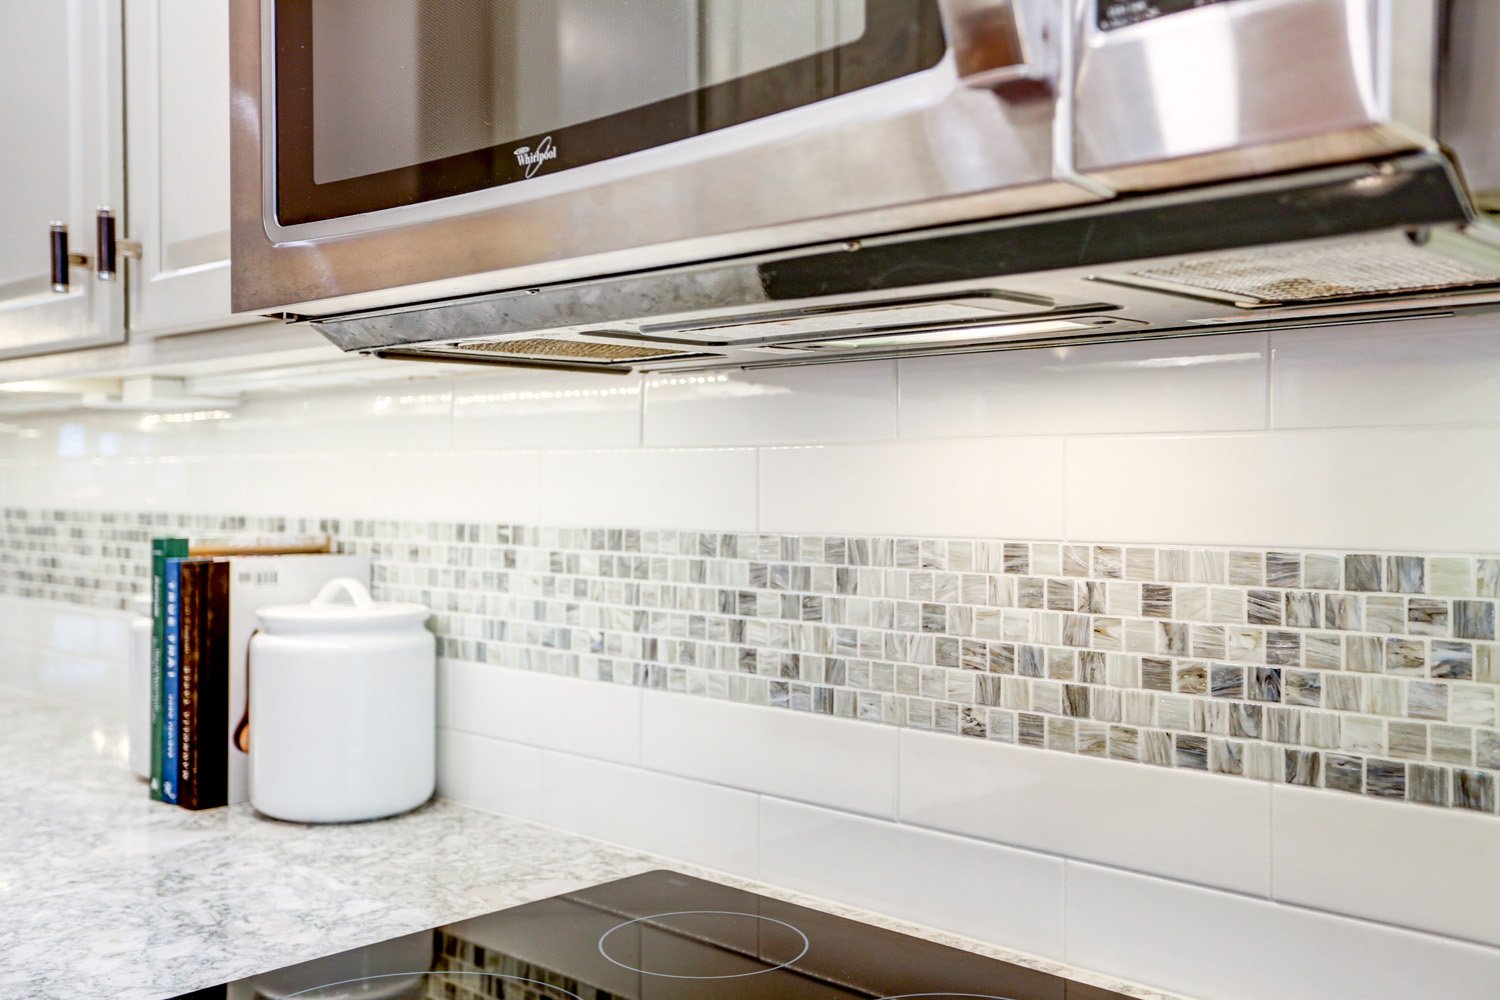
[179,559,231,810]
[176,559,204,809]
[189,535,331,557]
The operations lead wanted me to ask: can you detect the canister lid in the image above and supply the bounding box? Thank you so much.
[256,578,429,634]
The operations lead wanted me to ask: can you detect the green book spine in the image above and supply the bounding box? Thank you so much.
[149,540,165,801]
[149,537,189,802]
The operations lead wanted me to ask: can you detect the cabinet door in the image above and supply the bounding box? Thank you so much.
[124,0,249,337]
[0,1,124,360]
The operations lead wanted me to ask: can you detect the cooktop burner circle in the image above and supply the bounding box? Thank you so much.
[283,971,585,999]
[597,908,811,980]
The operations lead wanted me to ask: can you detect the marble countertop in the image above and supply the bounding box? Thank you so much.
[0,689,1186,1000]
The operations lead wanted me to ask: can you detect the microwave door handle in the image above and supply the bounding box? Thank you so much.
[941,0,1056,96]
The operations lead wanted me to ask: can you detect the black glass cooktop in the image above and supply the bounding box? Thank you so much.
[172,870,1126,999]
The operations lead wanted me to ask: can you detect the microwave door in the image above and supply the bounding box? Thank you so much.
[235,0,1089,318]
[269,0,915,232]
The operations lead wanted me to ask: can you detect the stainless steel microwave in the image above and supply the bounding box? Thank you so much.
[234,0,1087,309]
[233,1,1500,373]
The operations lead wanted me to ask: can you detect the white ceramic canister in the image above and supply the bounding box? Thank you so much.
[249,578,435,823]
[128,593,153,780]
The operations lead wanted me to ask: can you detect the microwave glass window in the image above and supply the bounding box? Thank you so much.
[273,0,945,224]
[309,0,868,185]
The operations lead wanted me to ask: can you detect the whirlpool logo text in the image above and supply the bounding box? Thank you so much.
[513,136,558,178]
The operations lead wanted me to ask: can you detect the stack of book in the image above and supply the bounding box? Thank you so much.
[147,536,369,809]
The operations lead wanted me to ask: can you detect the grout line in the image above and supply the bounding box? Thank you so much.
[1267,779,1276,900]
[1263,332,1275,431]
[893,727,901,822]
[1060,859,1071,963]
[634,372,647,447]
[892,358,905,440]
[753,793,764,881]
[753,446,762,533]
[445,377,459,449]
[1060,435,1072,545]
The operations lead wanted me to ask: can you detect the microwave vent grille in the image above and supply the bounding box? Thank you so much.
[1125,238,1500,305]
[455,338,683,363]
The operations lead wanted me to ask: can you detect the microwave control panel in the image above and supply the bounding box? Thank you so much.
[1097,0,1249,31]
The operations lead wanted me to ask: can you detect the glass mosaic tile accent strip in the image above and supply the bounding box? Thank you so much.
[4,507,1500,816]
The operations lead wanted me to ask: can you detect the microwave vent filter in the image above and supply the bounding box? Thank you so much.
[454,338,684,363]
[1122,238,1500,305]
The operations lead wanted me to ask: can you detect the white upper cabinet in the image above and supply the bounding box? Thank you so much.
[0,1,125,360]
[125,0,249,338]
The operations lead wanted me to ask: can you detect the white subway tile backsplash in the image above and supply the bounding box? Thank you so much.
[1067,426,1500,552]
[11,319,1500,992]
[436,729,544,822]
[1272,317,1500,429]
[0,460,17,507]
[215,383,457,456]
[641,691,899,817]
[1271,784,1500,947]
[644,362,897,447]
[452,372,643,450]
[27,458,153,511]
[759,798,1066,960]
[899,730,1271,894]
[1065,862,1500,1000]
[540,750,760,876]
[438,661,642,765]
[181,454,378,517]
[759,437,1067,538]
[900,334,1268,439]
[48,412,183,461]
[537,447,758,530]
[370,449,541,522]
